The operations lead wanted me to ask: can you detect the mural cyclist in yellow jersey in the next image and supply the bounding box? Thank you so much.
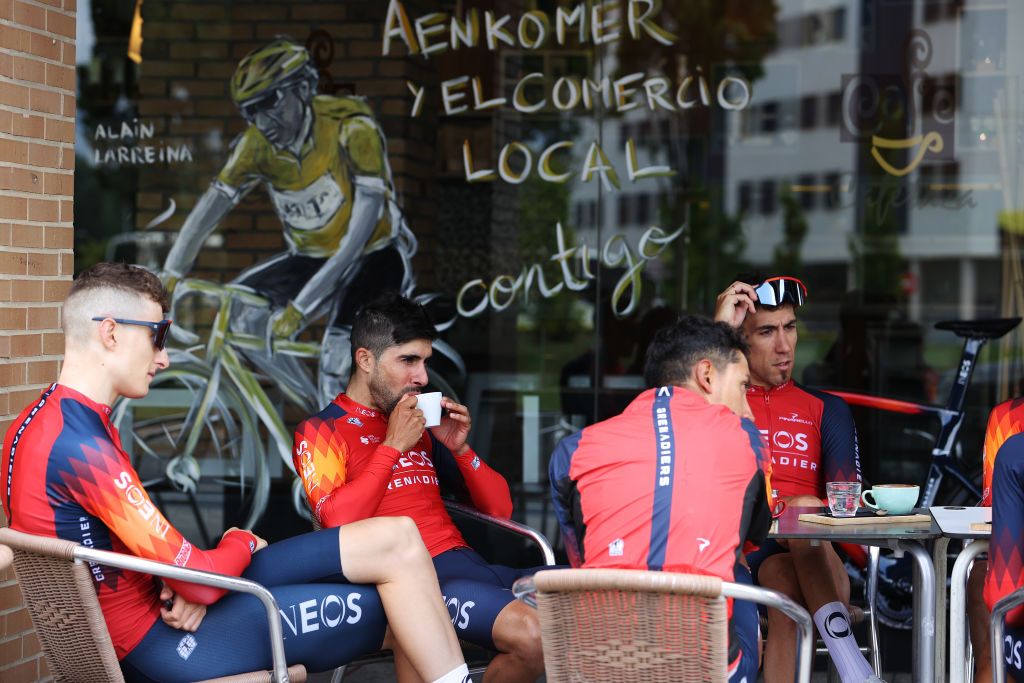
[161,38,417,407]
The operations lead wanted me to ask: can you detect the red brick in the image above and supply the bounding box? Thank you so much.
[0,82,30,109]
[3,608,32,633]
[290,4,347,20]
[43,225,70,248]
[34,0,61,7]
[229,3,286,20]
[0,25,29,53]
[0,166,41,193]
[60,38,74,64]
[11,1,45,31]
[10,54,43,83]
[58,199,71,221]
[0,361,25,384]
[197,63,236,79]
[0,280,14,302]
[140,61,194,78]
[10,278,42,301]
[43,171,70,195]
[0,0,12,20]
[27,198,57,222]
[0,223,10,245]
[0,306,25,329]
[0,634,22,661]
[0,251,26,275]
[0,52,13,78]
[43,117,72,143]
[63,0,73,10]
[170,42,227,60]
[0,109,12,133]
[59,250,70,274]
[25,251,56,275]
[26,358,57,381]
[27,141,58,167]
[21,630,41,657]
[42,279,69,302]
[45,9,74,38]
[26,31,59,61]
[37,655,50,678]
[28,88,60,115]
[171,2,226,20]
[44,62,74,90]
[0,196,26,220]
[61,93,74,117]
[11,113,44,138]
[0,335,10,358]
[12,224,43,247]
[255,23,314,40]
[0,139,29,164]
[0,658,40,683]
[41,330,62,353]
[10,333,41,356]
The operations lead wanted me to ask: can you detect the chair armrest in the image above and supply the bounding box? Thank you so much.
[991,586,1024,683]
[444,500,556,566]
[722,580,813,683]
[71,545,292,683]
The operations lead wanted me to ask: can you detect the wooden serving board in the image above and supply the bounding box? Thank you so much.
[970,522,992,532]
[798,512,932,526]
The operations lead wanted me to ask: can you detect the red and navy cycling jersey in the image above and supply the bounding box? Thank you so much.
[293,394,512,557]
[549,386,771,579]
[747,380,861,499]
[1,384,258,659]
[982,398,1024,506]
[985,432,1024,626]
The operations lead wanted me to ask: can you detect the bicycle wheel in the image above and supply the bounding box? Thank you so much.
[111,361,270,545]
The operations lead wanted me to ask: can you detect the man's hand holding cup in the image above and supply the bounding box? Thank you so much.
[383,394,427,453]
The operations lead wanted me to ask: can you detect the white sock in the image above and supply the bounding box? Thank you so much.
[813,602,874,683]
[430,663,471,683]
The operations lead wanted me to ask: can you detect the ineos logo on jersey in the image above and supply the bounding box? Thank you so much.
[444,595,476,630]
[114,472,170,540]
[279,593,363,637]
[295,440,316,481]
[772,430,808,451]
[397,450,434,469]
[823,611,851,639]
[1005,634,1024,670]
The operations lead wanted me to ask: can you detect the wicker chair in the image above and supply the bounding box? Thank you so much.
[513,568,813,683]
[990,585,1024,683]
[0,526,306,683]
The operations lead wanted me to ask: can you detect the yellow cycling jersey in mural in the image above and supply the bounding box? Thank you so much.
[216,95,394,257]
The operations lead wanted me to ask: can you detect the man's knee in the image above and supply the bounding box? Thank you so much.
[358,516,426,564]
[495,601,544,664]
[759,554,799,595]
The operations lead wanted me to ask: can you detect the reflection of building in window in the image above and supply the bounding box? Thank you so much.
[800,95,818,129]
[739,182,754,214]
[825,92,842,127]
[759,179,777,215]
[924,0,964,24]
[918,162,960,201]
[797,174,817,210]
[824,172,842,210]
[777,6,847,49]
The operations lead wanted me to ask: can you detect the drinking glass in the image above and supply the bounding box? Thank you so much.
[826,481,862,517]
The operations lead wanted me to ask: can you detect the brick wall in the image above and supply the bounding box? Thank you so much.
[0,0,76,678]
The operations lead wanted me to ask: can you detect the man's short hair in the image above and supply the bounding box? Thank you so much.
[63,263,169,347]
[350,291,438,361]
[643,315,748,388]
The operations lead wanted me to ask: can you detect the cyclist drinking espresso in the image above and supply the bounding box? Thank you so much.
[1,263,472,683]
[715,275,879,683]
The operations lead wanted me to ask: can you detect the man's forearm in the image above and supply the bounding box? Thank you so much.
[164,185,237,277]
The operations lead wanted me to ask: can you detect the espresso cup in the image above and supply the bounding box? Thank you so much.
[415,391,443,427]
[860,484,920,515]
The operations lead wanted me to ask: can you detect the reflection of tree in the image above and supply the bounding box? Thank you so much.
[774,191,808,275]
[615,1,778,311]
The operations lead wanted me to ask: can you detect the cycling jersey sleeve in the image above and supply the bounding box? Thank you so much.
[815,389,862,485]
[215,129,265,197]
[984,433,1024,625]
[339,115,386,178]
[738,419,772,548]
[293,419,401,528]
[73,438,257,605]
[432,436,513,519]
[982,399,1024,507]
[549,431,585,567]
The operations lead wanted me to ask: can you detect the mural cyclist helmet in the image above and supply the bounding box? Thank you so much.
[230,38,320,151]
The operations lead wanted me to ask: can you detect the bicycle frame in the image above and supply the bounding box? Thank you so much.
[827,335,988,507]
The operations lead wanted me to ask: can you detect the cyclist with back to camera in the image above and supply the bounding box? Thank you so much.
[161,38,415,406]
[715,275,880,683]
[966,397,1024,683]
[1,263,472,683]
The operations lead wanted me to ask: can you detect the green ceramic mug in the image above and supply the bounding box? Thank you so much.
[860,484,920,515]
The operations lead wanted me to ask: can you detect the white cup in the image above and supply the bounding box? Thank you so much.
[416,392,443,427]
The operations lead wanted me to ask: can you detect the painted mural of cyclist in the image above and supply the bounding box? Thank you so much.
[161,38,416,407]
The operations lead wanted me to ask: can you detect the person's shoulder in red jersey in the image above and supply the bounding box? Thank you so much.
[550,315,770,577]
[982,397,1024,506]
[1,263,262,658]
[293,291,511,546]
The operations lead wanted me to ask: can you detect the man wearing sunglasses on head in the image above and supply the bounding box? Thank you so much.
[716,275,879,683]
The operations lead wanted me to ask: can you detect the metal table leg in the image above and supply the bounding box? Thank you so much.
[935,536,950,683]
[951,540,989,683]
[902,540,936,683]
